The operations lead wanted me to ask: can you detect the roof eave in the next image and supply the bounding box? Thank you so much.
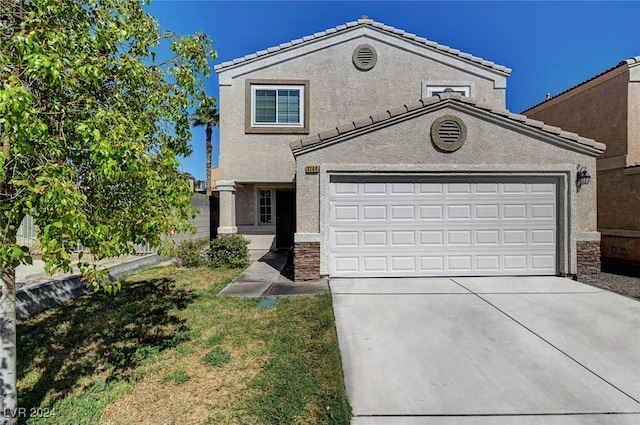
[291,95,605,158]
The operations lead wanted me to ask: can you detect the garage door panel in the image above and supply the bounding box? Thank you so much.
[476,204,500,219]
[363,231,387,246]
[475,183,500,194]
[476,255,501,271]
[418,183,444,195]
[334,231,359,247]
[447,204,472,220]
[503,183,527,194]
[362,205,387,221]
[391,231,416,246]
[390,183,415,194]
[333,205,359,221]
[447,183,472,194]
[504,204,527,219]
[448,230,472,246]
[419,205,443,220]
[330,179,557,277]
[531,204,555,219]
[363,257,387,272]
[332,182,359,195]
[476,230,499,245]
[532,229,555,244]
[532,255,556,270]
[391,205,415,220]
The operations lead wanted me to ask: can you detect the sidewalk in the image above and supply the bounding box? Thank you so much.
[218,250,329,297]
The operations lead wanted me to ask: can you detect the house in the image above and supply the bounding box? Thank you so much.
[523,57,640,272]
[213,18,604,283]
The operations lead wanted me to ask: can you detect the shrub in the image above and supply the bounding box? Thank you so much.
[173,239,209,268]
[209,235,250,269]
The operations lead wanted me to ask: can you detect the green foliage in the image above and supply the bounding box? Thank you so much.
[208,235,250,269]
[161,370,191,385]
[200,347,231,367]
[0,0,217,291]
[173,239,209,268]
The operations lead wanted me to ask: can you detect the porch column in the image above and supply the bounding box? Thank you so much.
[216,180,237,235]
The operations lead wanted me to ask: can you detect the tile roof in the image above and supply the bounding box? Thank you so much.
[522,56,640,113]
[215,18,511,75]
[290,92,605,154]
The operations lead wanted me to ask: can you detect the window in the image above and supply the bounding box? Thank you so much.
[252,85,304,127]
[426,86,471,97]
[245,80,309,134]
[258,189,272,225]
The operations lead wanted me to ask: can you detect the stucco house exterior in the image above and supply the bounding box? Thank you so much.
[524,57,639,271]
[213,18,604,283]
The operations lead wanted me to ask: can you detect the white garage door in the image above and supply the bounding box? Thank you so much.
[329,178,557,277]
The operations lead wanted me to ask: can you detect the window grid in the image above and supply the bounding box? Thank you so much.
[259,189,272,225]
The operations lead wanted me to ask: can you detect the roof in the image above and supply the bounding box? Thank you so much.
[290,92,605,156]
[215,17,511,76]
[522,56,640,113]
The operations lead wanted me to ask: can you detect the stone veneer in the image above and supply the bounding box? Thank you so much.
[294,242,320,281]
[577,240,601,283]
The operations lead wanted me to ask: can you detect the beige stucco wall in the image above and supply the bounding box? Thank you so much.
[294,107,598,235]
[627,65,640,164]
[525,69,629,159]
[218,33,506,184]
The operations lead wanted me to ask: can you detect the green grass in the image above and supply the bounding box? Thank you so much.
[201,347,231,367]
[17,265,351,424]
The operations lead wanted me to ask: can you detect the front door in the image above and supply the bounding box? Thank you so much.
[276,190,296,249]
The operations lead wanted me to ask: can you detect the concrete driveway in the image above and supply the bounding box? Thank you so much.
[330,276,640,424]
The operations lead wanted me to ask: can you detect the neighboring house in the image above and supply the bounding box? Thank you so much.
[213,18,604,283]
[523,57,640,271]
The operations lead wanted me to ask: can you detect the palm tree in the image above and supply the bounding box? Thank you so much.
[191,97,219,195]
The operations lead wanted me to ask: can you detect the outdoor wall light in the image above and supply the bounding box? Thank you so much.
[576,165,591,192]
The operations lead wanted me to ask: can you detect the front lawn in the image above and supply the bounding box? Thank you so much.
[17,265,351,424]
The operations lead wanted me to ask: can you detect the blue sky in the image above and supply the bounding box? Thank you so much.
[145,1,640,181]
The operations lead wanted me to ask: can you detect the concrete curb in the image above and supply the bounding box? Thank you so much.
[16,254,164,321]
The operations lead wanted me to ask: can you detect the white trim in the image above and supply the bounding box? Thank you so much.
[257,188,274,225]
[424,84,471,97]
[295,233,321,243]
[250,84,305,128]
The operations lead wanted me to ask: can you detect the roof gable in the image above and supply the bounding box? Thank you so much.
[216,18,511,84]
[523,56,640,113]
[290,92,605,157]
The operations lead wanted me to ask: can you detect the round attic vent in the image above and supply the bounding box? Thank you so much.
[353,45,377,71]
[431,115,467,152]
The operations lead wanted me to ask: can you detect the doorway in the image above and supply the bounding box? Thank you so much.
[276,190,296,249]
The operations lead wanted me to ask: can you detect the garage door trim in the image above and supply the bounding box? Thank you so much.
[318,166,573,277]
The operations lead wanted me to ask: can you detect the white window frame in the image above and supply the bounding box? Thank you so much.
[426,85,471,97]
[251,85,305,128]
[258,189,273,225]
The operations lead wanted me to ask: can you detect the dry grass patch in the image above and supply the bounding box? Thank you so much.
[17,264,350,424]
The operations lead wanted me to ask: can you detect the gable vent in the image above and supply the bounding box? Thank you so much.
[353,45,377,71]
[431,115,467,152]
[438,120,462,143]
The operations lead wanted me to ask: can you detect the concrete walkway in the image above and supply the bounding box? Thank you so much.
[331,276,640,424]
[15,254,164,320]
[219,250,329,297]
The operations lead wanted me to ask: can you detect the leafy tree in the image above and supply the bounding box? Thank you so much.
[190,96,218,195]
[0,0,216,422]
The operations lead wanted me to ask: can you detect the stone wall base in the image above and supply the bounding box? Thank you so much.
[577,240,601,284]
[294,242,320,281]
